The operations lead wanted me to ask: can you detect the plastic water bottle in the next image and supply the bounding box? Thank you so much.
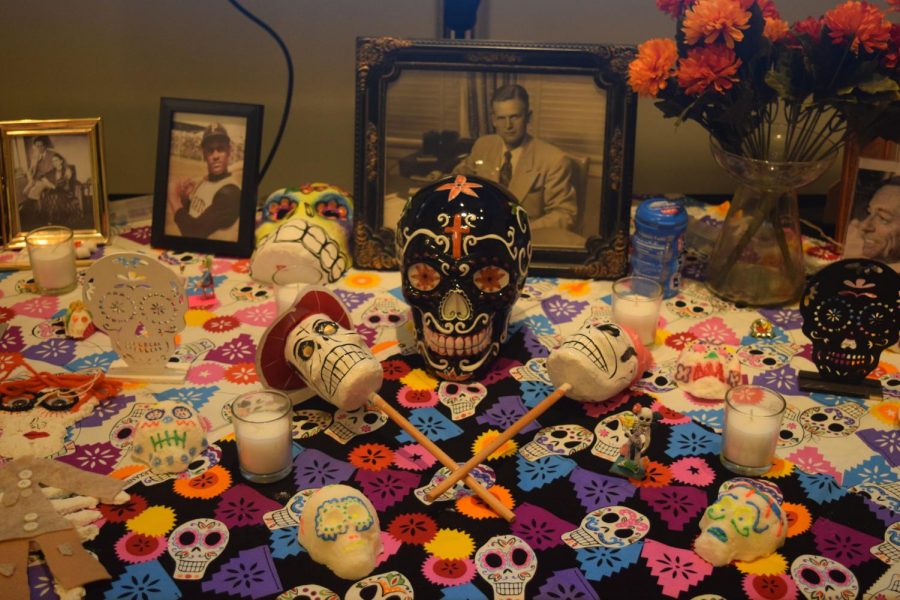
[630,198,688,299]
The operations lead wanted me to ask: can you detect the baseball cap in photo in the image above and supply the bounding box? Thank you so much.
[201,123,230,147]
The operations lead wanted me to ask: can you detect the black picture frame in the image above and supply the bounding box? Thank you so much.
[353,37,637,278]
[151,97,263,257]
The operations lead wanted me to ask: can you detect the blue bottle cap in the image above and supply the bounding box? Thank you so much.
[635,198,688,231]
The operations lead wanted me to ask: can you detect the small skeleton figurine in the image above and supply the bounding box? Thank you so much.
[610,404,657,479]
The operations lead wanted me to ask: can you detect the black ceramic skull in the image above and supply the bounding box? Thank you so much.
[397,174,531,381]
[800,259,899,382]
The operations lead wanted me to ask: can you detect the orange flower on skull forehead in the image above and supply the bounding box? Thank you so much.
[676,45,742,95]
[764,17,790,42]
[683,0,752,48]
[629,38,679,97]
[824,1,891,54]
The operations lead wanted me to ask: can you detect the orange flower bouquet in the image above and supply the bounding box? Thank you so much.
[629,0,899,305]
[630,0,899,160]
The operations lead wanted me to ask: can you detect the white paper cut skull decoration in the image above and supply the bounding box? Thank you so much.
[167,518,229,580]
[298,484,383,580]
[790,554,859,600]
[694,478,787,566]
[344,571,414,600]
[83,253,187,370]
[519,424,594,461]
[325,406,388,445]
[438,381,487,420]
[562,505,650,549]
[475,535,537,600]
[547,321,649,402]
[398,174,532,382]
[258,287,383,411]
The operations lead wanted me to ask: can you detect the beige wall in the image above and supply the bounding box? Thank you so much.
[0,1,842,199]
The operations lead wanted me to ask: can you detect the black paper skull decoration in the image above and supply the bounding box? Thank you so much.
[800,259,899,383]
[397,175,531,381]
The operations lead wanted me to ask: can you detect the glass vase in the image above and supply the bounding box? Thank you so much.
[705,140,835,306]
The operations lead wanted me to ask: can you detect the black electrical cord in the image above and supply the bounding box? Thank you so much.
[227,0,293,184]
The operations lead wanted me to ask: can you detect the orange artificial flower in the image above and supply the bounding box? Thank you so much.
[823,1,892,54]
[629,38,679,97]
[883,23,900,70]
[656,0,693,18]
[792,16,823,39]
[683,0,752,48]
[676,45,743,95]
[756,0,780,19]
[764,17,790,42]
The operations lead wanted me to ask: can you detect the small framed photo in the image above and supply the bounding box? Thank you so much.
[0,118,109,247]
[837,139,900,272]
[151,98,263,257]
[353,37,637,278]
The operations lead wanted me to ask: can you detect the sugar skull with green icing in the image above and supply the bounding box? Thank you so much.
[250,184,353,285]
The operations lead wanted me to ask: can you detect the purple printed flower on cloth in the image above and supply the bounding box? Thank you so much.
[640,486,707,531]
[510,503,576,550]
[476,395,541,434]
[523,328,551,358]
[0,326,25,353]
[201,545,283,599]
[214,484,283,528]
[479,357,521,385]
[536,567,599,600]
[355,468,421,512]
[811,517,883,568]
[752,365,798,396]
[857,429,900,467]
[759,307,804,330]
[119,225,152,244]
[23,337,77,367]
[293,448,355,488]
[334,289,373,311]
[78,394,133,427]
[541,295,589,325]
[355,324,377,347]
[58,441,121,474]
[206,333,257,364]
[569,467,636,511]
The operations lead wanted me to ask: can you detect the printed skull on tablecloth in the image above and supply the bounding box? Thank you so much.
[438,381,487,420]
[798,402,865,438]
[475,534,537,600]
[398,175,531,381]
[592,411,634,461]
[519,424,594,461]
[167,518,229,580]
[325,406,387,444]
[415,464,496,504]
[790,554,858,600]
[562,505,650,549]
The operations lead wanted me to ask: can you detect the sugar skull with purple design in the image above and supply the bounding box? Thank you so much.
[298,484,382,580]
[694,478,787,566]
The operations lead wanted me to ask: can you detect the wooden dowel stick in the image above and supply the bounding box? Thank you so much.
[367,393,516,522]
[426,382,572,501]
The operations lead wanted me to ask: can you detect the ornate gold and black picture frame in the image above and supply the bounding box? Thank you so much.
[353,37,637,278]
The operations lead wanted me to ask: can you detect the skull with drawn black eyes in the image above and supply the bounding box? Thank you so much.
[398,175,531,381]
[284,314,383,411]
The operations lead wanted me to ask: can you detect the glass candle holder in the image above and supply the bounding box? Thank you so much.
[720,385,786,476]
[25,226,77,295]
[231,390,293,483]
[611,276,663,346]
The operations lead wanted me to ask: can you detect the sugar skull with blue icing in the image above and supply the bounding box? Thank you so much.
[250,184,353,285]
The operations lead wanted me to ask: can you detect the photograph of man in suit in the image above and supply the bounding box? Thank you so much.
[455,84,578,232]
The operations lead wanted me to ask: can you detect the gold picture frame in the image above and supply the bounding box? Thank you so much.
[0,118,109,248]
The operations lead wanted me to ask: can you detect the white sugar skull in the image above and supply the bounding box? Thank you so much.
[298,484,383,581]
[130,443,224,487]
[592,411,633,462]
[264,488,316,531]
[131,401,208,474]
[562,505,650,549]
[520,424,594,461]
[361,298,409,330]
[438,381,487,420]
[790,554,858,600]
[109,402,156,450]
[324,406,387,444]
[167,518,229,580]
[872,521,900,565]
[276,585,339,600]
[64,301,93,339]
[475,535,537,600]
[344,571,414,600]
[546,321,641,402]
[798,403,865,438]
[292,408,332,439]
[285,314,384,411]
[777,405,807,449]
[695,478,787,567]
[83,253,187,369]
[415,464,496,504]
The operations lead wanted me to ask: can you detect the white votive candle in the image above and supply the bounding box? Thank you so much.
[231,391,293,483]
[721,385,785,476]
[26,226,77,295]
[612,276,663,346]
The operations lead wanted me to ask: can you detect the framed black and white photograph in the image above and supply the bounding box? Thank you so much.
[837,139,900,272]
[0,118,109,247]
[151,97,263,257]
[353,38,637,278]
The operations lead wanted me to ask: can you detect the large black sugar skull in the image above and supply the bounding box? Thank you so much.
[398,175,531,381]
[800,259,899,382]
